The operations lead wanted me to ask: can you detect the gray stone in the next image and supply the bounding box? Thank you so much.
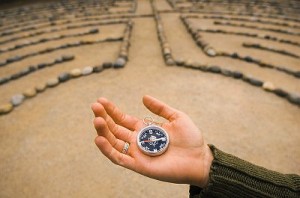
[47,78,59,87]
[208,66,221,73]
[273,89,288,98]
[114,58,126,68]
[221,69,232,77]
[11,94,25,106]
[0,103,13,115]
[62,55,75,61]
[89,28,99,34]
[58,72,71,82]
[166,58,175,66]
[103,62,113,69]
[248,77,263,86]
[0,77,10,85]
[70,69,82,77]
[287,94,300,105]
[232,71,243,79]
[93,66,104,73]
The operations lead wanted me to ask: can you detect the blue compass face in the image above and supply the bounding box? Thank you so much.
[137,126,169,156]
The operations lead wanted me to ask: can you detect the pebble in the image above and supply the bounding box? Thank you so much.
[262,81,275,91]
[37,63,47,69]
[55,57,64,64]
[0,60,6,67]
[0,77,10,85]
[0,103,13,115]
[175,58,185,66]
[82,66,93,75]
[58,72,71,82]
[294,71,300,78]
[20,67,31,76]
[89,28,99,34]
[232,71,243,79]
[114,58,126,68]
[206,48,217,57]
[47,78,59,87]
[93,66,104,73]
[62,55,75,61]
[166,58,175,66]
[287,94,300,105]
[11,94,25,106]
[36,83,47,92]
[70,68,82,77]
[103,62,113,69]
[221,69,232,77]
[248,77,263,86]
[273,88,288,98]
[208,66,221,73]
[23,88,37,98]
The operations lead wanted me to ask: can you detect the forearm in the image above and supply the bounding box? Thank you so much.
[190,145,300,198]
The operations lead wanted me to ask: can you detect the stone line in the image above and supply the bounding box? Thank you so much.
[242,42,300,59]
[200,15,300,30]
[0,21,134,116]
[181,16,300,79]
[152,1,300,107]
[0,0,136,24]
[0,55,75,86]
[185,15,300,48]
[214,21,300,36]
[151,0,175,66]
[0,37,123,67]
[0,28,99,54]
[0,20,127,46]
[166,0,300,23]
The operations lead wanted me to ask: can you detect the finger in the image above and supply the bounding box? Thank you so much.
[97,97,140,131]
[95,136,135,170]
[93,117,125,152]
[143,95,180,121]
[92,102,133,142]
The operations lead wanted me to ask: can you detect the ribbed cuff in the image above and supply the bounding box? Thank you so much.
[190,145,300,198]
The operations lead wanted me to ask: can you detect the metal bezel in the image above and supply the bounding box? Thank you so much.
[137,125,170,156]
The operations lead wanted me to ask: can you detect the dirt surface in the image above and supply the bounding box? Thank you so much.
[0,0,299,197]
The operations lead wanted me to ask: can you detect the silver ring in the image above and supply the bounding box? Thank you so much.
[143,116,154,126]
[122,142,130,154]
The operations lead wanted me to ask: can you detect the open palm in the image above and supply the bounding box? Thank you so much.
[91,95,213,188]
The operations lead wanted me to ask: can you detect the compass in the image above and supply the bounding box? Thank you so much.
[137,119,170,156]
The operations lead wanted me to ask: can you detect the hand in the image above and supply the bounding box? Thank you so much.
[91,95,213,188]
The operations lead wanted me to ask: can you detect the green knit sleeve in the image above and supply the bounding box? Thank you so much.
[190,145,300,198]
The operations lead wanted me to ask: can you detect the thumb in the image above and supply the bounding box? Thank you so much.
[142,95,179,121]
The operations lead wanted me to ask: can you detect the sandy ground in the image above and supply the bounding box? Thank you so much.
[0,0,299,197]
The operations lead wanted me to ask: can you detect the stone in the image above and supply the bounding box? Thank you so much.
[20,67,31,76]
[102,62,113,69]
[244,56,254,63]
[262,82,275,91]
[114,58,126,68]
[47,78,59,87]
[93,66,104,73]
[29,66,37,72]
[221,69,232,77]
[0,77,10,85]
[89,28,99,34]
[273,89,288,98]
[70,69,82,77]
[82,66,93,75]
[0,103,13,115]
[23,88,37,98]
[248,77,263,86]
[231,53,239,59]
[166,58,175,66]
[62,55,75,61]
[58,72,71,82]
[37,63,47,69]
[287,94,300,105]
[10,72,22,80]
[0,60,7,67]
[36,83,47,92]
[294,71,300,78]
[175,58,185,66]
[7,55,22,63]
[54,57,64,64]
[11,94,25,106]
[208,66,221,73]
[206,48,217,57]
[232,71,243,79]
